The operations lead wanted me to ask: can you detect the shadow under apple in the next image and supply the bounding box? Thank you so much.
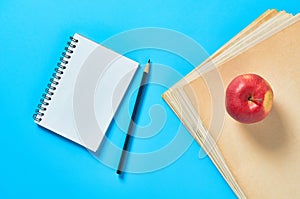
[240,102,288,151]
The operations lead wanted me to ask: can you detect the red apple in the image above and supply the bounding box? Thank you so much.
[225,74,273,124]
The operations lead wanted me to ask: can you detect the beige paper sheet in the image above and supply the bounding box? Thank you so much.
[185,20,300,198]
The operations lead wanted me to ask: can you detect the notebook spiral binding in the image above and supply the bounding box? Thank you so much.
[33,36,79,122]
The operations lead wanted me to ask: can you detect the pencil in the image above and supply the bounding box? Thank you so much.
[116,59,151,174]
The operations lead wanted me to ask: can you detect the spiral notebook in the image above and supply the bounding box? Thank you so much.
[33,33,139,152]
[163,9,300,198]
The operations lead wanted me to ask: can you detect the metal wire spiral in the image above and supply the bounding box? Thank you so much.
[33,36,79,122]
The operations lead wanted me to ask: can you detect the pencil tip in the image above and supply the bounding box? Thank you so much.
[144,60,150,73]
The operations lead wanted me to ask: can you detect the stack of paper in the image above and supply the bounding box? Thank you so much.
[163,9,300,198]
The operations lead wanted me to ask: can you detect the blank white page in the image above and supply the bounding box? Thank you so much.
[35,33,139,152]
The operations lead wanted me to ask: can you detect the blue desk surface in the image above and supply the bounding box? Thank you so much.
[1,1,299,198]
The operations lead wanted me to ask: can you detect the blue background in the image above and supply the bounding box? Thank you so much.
[0,1,299,198]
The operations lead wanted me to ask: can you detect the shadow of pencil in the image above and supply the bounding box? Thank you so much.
[115,67,150,178]
[116,136,135,179]
[94,65,149,178]
[90,120,130,180]
[92,68,145,178]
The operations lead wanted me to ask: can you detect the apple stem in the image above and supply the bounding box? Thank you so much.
[248,96,263,103]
